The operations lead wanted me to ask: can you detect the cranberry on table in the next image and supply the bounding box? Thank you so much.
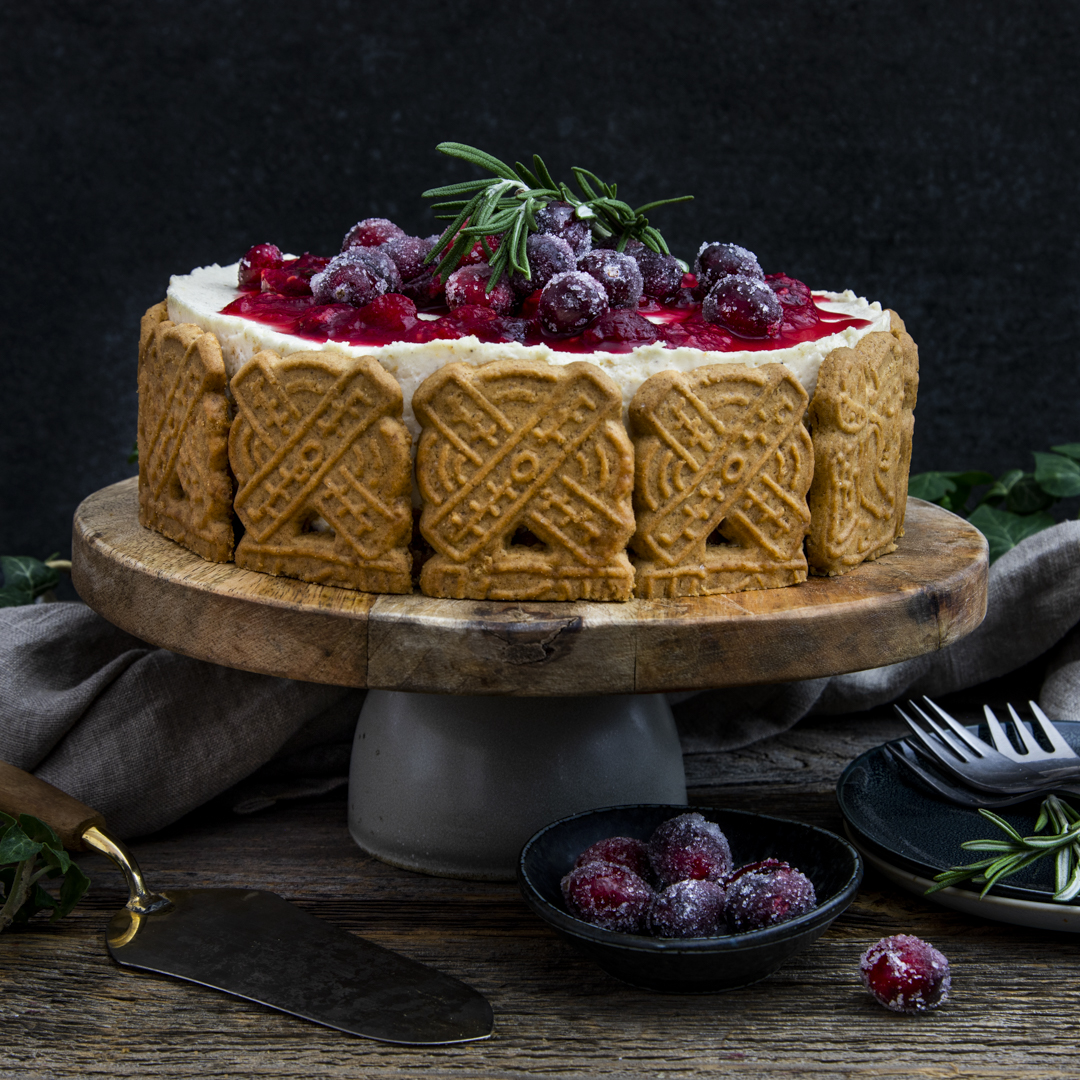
[560,861,655,933]
[647,878,727,938]
[578,250,644,309]
[860,934,951,1014]
[648,812,732,887]
[238,243,283,289]
[702,274,783,338]
[538,271,610,335]
[534,200,593,258]
[724,858,816,932]
[635,249,684,301]
[341,216,406,250]
[445,264,516,315]
[694,242,764,296]
[574,836,652,881]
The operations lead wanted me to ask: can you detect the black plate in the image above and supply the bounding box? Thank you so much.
[836,722,1080,904]
[517,804,862,993]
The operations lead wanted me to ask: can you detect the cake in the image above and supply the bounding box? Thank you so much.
[138,143,918,599]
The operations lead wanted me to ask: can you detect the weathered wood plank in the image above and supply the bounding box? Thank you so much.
[3,712,1078,1079]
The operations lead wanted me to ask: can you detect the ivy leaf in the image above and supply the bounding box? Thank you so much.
[907,470,992,513]
[0,556,60,608]
[968,504,1056,562]
[1034,451,1080,499]
[1005,472,1056,514]
[1050,443,1080,461]
[0,821,41,864]
[55,862,91,920]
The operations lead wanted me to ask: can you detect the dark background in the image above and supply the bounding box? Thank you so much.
[3,0,1078,567]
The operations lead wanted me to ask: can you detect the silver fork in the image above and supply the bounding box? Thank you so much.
[895,699,1054,794]
[883,741,1080,808]
[980,701,1080,778]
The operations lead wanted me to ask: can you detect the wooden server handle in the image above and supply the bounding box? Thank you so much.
[0,761,106,850]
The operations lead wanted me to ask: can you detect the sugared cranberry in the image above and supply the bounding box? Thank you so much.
[582,310,660,347]
[512,234,576,296]
[538,271,609,336]
[238,243,283,290]
[635,249,684,300]
[535,200,592,257]
[560,861,655,933]
[574,837,652,881]
[445,264,516,315]
[342,217,406,251]
[578,250,644,309]
[460,234,503,266]
[311,252,384,307]
[648,812,732,887]
[766,273,820,332]
[647,878,727,938]
[702,274,783,339]
[860,934,951,1014]
[354,246,402,294]
[382,235,435,283]
[724,859,816,932]
[694,242,764,297]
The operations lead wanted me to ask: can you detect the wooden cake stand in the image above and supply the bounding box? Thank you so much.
[72,477,988,878]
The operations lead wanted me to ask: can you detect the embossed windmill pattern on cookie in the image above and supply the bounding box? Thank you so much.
[630,364,813,598]
[229,350,413,594]
[414,360,635,601]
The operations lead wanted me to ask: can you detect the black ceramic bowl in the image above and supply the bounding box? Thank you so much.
[518,804,862,993]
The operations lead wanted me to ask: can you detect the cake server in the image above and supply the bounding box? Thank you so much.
[0,761,493,1045]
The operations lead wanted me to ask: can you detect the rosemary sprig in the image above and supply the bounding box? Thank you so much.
[926,794,1080,901]
[422,142,692,290]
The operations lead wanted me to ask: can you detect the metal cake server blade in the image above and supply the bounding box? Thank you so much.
[0,761,493,1045]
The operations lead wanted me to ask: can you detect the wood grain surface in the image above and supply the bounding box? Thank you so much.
[71,478,989,694]
[3,706,1077,1080]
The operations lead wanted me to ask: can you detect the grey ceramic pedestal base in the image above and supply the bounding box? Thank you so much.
[348,690,688,881]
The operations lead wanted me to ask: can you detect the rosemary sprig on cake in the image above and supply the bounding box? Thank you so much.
[422,142,693,288]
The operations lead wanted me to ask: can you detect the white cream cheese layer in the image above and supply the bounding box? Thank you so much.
[167,262,890,440]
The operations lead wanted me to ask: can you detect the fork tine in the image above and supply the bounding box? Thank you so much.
[1028,701,1079,758]
[920,697,995,758]
[1006,702,1044,757]
[982,704,1020,761]
[908,700,979,761]
[895,703,973,766]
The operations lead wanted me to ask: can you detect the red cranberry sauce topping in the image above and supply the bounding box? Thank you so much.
[225,261,869,353]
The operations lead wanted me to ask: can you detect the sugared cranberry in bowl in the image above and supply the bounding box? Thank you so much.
[518,804,862,993]
[724,858,817,932]
[238,243,283,290]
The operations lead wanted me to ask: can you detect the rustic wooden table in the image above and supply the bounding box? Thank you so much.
[4,691,1078,1080]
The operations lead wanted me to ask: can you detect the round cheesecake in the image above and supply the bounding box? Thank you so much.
[167,261,891,441]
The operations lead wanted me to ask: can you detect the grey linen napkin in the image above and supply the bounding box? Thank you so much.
[2,520,1079,838]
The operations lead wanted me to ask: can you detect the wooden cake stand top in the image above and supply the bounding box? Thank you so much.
[72,477,988,696]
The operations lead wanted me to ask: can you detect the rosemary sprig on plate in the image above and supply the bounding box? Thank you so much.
[926,794,1080,901]
[422,142,693,289]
